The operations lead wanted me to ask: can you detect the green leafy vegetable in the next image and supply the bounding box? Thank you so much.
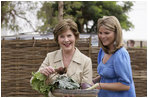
[31,72,54,96]
[30,72,80,96]
[53,75,80,89]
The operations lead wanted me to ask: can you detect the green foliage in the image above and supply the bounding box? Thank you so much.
[37,1,134,33]
[31,72,53,96]
[1,1,38,32]
[53,75,80,89]
[1,1,134,33]
[37,1,58,33]
[31,72,80,96]
[1,1,19,31]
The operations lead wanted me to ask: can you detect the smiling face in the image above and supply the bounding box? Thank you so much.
[58,29,76,52]
[53,19,79,45]
[97,16,123,54]
[98,26,115,50]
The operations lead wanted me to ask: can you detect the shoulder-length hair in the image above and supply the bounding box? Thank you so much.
[97,16,123,54]
[53,19,79,44]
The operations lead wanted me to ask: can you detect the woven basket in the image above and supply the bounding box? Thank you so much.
[52,89,99,97]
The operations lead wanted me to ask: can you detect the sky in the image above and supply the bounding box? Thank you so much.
[123,1,147,41]
[1,1,148,41]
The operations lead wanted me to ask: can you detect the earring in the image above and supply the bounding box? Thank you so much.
[114,41,116,46]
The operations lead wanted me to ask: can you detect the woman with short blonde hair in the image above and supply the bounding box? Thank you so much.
[53,19,79,44]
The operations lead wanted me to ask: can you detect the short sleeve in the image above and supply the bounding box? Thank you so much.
[113,48,132,86]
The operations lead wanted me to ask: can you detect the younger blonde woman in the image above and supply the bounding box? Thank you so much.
[88,16,136,97]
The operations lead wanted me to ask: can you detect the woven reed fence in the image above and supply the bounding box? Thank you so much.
[1,39,147,97]
[1,38,91,97]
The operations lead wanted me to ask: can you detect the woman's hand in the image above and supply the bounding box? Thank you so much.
[93,75,101,84]
[40,66,55,77]
[86,83,100,90]
[87,82,130,91]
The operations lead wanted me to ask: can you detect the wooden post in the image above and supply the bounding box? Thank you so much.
[140,41,143,48]
[89,36,92,57]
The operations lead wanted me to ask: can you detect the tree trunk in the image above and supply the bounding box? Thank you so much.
[77,22,85,33]
[58,1,63,21]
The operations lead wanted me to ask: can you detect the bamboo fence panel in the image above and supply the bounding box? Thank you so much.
[1,39,147,97]
[1,38,91,97]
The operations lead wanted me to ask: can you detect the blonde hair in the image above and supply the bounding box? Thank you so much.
[53,19,79,44]
[97,16,123,54]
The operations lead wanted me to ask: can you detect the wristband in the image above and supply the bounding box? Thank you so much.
[99,83,102,89]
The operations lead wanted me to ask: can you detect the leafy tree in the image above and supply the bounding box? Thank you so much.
[1,1,134,34]
[37,1,134,33]
[36,1,58,33]
[1,1,38,32]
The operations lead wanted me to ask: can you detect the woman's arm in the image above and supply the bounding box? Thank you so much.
[100,82,130,91]
[87,82,130,91]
